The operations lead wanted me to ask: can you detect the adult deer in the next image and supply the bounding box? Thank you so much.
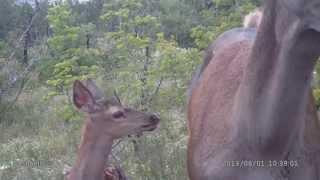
[67,80,160,180]
[188,1,320,179]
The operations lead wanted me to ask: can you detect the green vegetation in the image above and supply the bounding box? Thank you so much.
[10,0,320,179]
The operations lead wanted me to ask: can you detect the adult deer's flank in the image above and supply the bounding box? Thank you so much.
[188,0,320,179]
[67,80,160,180]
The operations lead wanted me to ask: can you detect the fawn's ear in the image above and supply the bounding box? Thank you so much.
[84,79,105,101]
[73,80,98,113]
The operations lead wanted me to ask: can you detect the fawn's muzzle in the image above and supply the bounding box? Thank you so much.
[149,113,160,124]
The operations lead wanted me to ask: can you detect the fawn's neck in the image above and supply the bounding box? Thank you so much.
[69,119,113,180]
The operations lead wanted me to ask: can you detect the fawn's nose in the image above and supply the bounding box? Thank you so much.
[149,113,160,124]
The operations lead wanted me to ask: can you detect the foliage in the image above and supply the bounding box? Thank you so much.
[100,0,200,111]
[313,89,320,109]
[191,0,259,49]
[3,0,307,179]
[45,4,102,101]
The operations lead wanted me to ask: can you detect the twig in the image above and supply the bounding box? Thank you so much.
[4,9,40,64]
[148,77,163,103]
[112,139,123,149]
[113,90,122,105]
[0,73,30,121]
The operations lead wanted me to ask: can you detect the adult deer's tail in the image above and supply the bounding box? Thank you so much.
[188,9,263,98]
[243,9,262,28]
[202,8,263,74]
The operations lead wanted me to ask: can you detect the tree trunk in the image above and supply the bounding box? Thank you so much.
[140,46,150,110]
[23,16,32,65]
[86,34,90,49]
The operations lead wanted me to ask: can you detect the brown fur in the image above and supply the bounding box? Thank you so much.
[188,1,320,179]
[68,80,159,180]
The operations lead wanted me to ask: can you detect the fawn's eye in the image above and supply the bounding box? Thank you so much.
[112,111,125,119]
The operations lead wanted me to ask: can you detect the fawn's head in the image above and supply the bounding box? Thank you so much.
[73,79,160,139]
